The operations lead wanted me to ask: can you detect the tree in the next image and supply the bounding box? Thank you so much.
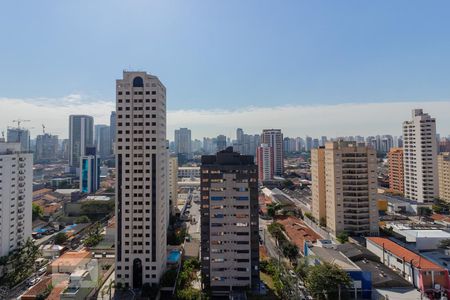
[418,206,432,218]
[54,232,68,245]
[267,222,285,242]
[336,232,349,244]
[83,223,103,247]
[305,262,352,300]
[32,203,44,221]
[267,203,283,218]
[75,215,90,223]
[438,239,450,249]
[282,242,299,261]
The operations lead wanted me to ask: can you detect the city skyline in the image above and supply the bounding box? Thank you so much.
[1,97,450,140]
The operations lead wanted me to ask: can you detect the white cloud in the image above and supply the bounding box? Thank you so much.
[0,95,449,140]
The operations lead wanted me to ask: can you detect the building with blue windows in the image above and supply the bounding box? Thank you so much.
[80,147,100,194]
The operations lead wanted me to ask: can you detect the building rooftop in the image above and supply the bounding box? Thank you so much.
[367,237,443,270]
[308,246,361,271]
[276,216,321,252]
[50,251,91,270]
[54,189,79,194]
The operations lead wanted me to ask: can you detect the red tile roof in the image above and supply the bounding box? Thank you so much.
[276,216,321,252]
[367,237,444,270]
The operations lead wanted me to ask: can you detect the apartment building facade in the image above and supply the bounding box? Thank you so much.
[0,142,32,257]
[200,147,259,296]
[115,71,167,288]
[256,143,274,182]
[402,109,438,203]
[388,147,404,195]
[438,152,450,202]
[312,141,379,236]
[261,129,283,176]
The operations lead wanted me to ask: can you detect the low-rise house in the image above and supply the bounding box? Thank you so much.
[49,251,91,274]
[366,237,450,297]
[41,244,65,258]
[276,216,321,254]
[304,240,372,299]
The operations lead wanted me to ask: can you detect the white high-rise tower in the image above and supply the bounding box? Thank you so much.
[115,71,167,289]
[403,109,438,203]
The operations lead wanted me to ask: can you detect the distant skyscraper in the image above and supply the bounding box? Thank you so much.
[35,133,59,163]
[261,129,283,176]
[174,128,192,162]
[115,71,167,288]
[80,147,100,194]
[200,148,259,296]
[311,141,379,236]
[110,111,117,153]
[7,128,30,152]
[216,134,227,152]
[320,136,328,147]
[98,126,111,158]
[403,109,438,203]
[69,115,94,168]
[312,138,320,149]
[0,142,32,257]
[256,143,274,182]
[305,136,313,152]
[388,148,404,195]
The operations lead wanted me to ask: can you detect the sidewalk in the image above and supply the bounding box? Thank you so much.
[97,271,115,300]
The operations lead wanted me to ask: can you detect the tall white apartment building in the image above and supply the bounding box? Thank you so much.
[261,129,283,176]
[256,143,274,182]
[115,71,167,289]
[174,128,192,155]
[0,142,32,257]
[402,109,438,203]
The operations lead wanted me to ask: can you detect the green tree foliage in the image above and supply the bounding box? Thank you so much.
[176,258,201,299]
[1,238,41,287]
[282,243,299,261]
[336,232,349,244]
[32,203,44,221]
[418,206,432,218]
[36,284,53,300]
[75,215,90,223]
[168,228,187,245]
[267,203,283,218]
[267,222,285,241]
[54,232,68,245]
[305,262,352,300]
[160,269,177,287]
[83,223,103,247]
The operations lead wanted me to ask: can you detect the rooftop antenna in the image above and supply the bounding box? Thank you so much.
[42,124,46,134]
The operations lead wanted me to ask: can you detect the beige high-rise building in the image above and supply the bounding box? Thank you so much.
[388,148,404,195]
[438,152,450,202]
[311,141,379,236]
[168,156,178,217]
[311,147,326,223]
[115,71,167,289]
[403,109,438,203]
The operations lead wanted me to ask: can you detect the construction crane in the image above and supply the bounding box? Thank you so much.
[12,119,30,129]
[42,124,46,134]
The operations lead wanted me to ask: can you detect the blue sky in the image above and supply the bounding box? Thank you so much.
[2,0,450,109]
[1,1,450,138]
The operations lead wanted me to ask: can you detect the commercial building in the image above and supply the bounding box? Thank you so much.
[115,71,167,288]
[35,133,59,163]
[79,147,100,194]
[261,129,283,176]
[311,141,379,236]
[256,143,274,182]
[0,142,33,257]
[366,237,450,296]
[168,156,178,217]
[69,115,94,169]
[95,124,111,158]
[216,134,227,152]
[388,147,404,195]
[403,109,438,203]
[7,127,30,152]
[438,152,450,202]
[174,128,192,159]
[200,147,259,296]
